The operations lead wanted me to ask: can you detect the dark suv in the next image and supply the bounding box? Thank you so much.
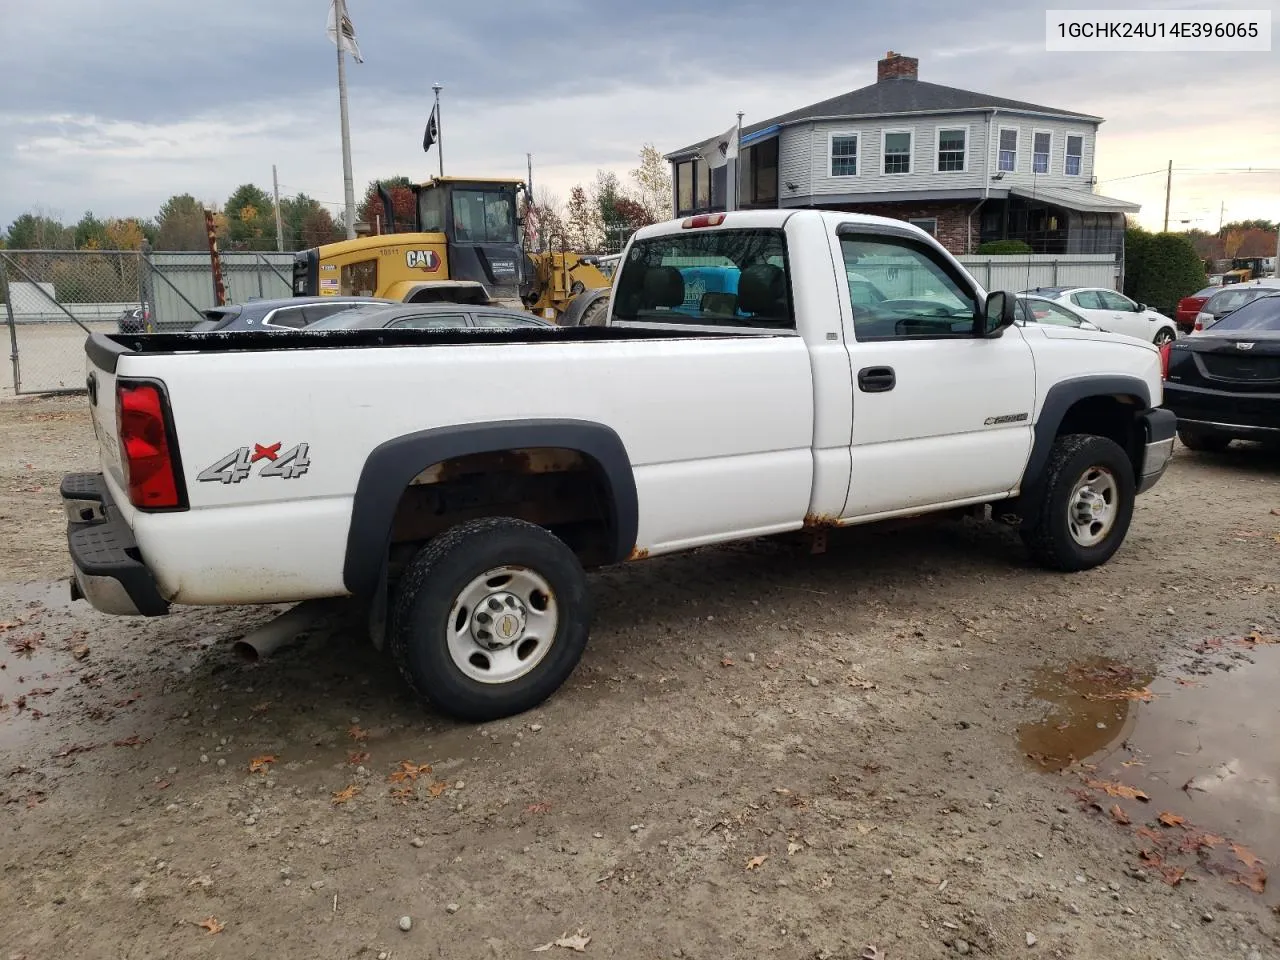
[186,296,396,332]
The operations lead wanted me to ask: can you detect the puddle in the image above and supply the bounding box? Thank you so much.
[1019,639,1280,906]
[1,580,84,749]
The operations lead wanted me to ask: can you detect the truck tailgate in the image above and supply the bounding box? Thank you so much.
[85,338,126,494]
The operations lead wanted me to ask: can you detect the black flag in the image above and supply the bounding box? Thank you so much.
[423,104,439,153]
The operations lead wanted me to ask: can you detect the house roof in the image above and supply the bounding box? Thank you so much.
[1008,185,1140,214]
[668,79,1103,159]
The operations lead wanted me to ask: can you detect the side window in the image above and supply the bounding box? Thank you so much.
[1098,290,1136,311]
[390,313,468,329]
[471,313,542,328]
[340,259,378,296]
[1071,290,1104,309]
[840,234,979,341]
[1028,301,1083,327]
[300,302,360,325]
[264,307,308,329]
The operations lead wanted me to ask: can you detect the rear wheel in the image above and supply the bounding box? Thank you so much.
[1177,427,1230,452]
[1021,434,1135,572]
[1153,328,1175,346]
[389,517,591,721]
[578,298,608,327]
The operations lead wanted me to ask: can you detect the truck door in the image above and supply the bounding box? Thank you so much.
[833,228,1036,519]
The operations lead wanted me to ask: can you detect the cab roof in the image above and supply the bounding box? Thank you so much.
[415,176,523,189]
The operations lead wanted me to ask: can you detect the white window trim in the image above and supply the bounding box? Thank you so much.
[908,217,939,236]
[1063,130,1086,177]
[881,127,915,176]
[996,125,1019,174]
[828,131,861,178]
[934,125,969,174]
[1031,128,1054,176]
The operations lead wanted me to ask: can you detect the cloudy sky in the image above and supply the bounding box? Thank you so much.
[3,0,1278,235]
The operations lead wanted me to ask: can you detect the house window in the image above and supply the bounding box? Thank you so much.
[695,161,710,210]
[908,217,938,236]
[998,128,1018,172]
[1065,135,1083,176]
[750,137,779,204]
[1033,131,1052,174]
[830,134,858,177]
[937,128,966,172]
[883,131,912,174]
[676,160,693,213]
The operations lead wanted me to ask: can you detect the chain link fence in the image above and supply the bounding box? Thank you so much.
[2,248,294,396]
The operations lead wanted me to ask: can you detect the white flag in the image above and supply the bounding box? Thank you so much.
[698,125,739,169]
[327,0,363,63]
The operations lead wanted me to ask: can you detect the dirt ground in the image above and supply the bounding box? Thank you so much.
[1,393,1278,960]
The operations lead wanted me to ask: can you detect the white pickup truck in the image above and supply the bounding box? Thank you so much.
[64,210,1175,721]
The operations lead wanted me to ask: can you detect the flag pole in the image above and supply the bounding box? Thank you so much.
[335,0,356,238]
[732,111,743,212]
[432,84,443,178]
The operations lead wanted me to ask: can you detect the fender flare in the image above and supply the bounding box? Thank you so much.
[560,287,611,326]
[343,419,638,598]
[1014,375,1151,520]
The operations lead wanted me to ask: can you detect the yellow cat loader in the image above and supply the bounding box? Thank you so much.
[290,177,613,325]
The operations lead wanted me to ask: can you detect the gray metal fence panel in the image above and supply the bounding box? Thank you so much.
[956,254,1118,294]
[2,248,295,396]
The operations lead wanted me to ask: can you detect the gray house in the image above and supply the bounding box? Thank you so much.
[666,51,1140,258]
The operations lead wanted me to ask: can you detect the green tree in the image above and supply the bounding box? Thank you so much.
[155,194,209,250]
[279,193,343,249]
[74,210,109,250]
[223,183,277,249]
[5,212,73,249]
[977,239,1034,254]
[1124,226,1206,314]
[564,185,601,251]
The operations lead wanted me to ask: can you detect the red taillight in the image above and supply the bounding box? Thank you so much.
[1159,341,1172,380]
[681,213,726,229]
[116,381,184,510]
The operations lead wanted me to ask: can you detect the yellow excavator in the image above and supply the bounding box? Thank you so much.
[290,176,614,325]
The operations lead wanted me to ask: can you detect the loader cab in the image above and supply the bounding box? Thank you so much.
[414,177,525,303]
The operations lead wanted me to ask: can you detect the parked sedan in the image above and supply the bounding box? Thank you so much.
[1175,283,1223,333]
[1020,286,1177,345]
[305,302,555,331]
[187,296,396,332]
[1162,291,1280,451]
[1192,279,1280,333]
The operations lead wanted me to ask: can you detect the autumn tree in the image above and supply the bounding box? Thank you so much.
[1222,229,1246,259]
[278,193,342,250]
[105,217,148,251]
[357,176,417,233]
[630,143,672,223]
[72,210,110,250]
[564,185,601,251]
[155,194,210,250]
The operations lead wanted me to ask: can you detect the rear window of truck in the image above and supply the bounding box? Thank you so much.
[611,228,793,329]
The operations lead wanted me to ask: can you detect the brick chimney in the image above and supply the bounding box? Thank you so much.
[877,51,918,82]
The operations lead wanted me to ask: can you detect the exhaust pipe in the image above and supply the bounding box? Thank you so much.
[233,599,347,662]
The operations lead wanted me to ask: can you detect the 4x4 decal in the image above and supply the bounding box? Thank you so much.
[198,442,311,484]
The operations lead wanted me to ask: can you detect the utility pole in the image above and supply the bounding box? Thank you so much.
[1162,159,1171,233]
[336,0,356,238]
[1218,201,1225,233]
[432,84,443,178]
[272,164,284,252]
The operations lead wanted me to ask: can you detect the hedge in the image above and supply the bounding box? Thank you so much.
[976,239,1034,255]
[1123,228,1206,313]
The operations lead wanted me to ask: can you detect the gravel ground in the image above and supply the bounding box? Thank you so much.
[1,393,1278,960]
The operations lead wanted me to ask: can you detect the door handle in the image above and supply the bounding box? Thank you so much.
[857,366,896,392]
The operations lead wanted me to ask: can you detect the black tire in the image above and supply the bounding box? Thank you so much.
[1020,434,1136,572]
[388,517,591,722]
[1177,427,1230,453]
[1153,328,1175,346]
[579,298,608,327]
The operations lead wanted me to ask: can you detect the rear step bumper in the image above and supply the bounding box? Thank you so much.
[61,472,169,617]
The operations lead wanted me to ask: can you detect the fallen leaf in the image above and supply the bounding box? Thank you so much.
[524,802,552,814]
[1231,843,1264,870]
[1139,849,1164,866]
[196,917,224,934]
[1230,869,1267,895]
[426,781,449,798]
[1085,779,1150,802]
[745,855,768,871]
[1109,804,1131,825]
[1157,811,1186,828]
[1134,826,1165,844]
[1160,866,1186,886]
[249,755,277,774]
[112,735,149,747]
[331,784,360,804]
[53,742,101,758]
[347,751,369,765]
[387,760,432,784]
[156,780,170,790]
[71,644,90,661]
[720,657,734,667]
[250,701,272,713]
[389,786,414,802]
[114,692,142,708]
[1242,631,1278,646]
[787,840,802,855]
[347,725,368,742]
[532,929,591,953]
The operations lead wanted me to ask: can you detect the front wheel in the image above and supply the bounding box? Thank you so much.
[1153,328,1175,346]
[1021,434,1136,572]
[1177,427,1230,453]
[389,517,592,721]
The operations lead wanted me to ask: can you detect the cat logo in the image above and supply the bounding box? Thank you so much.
[405,249,441,272]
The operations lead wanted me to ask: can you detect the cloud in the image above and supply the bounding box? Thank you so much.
[3,0,1278,233]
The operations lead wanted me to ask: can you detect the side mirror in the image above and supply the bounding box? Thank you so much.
[981,291,1016,337]
[1136,302,1147,312]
